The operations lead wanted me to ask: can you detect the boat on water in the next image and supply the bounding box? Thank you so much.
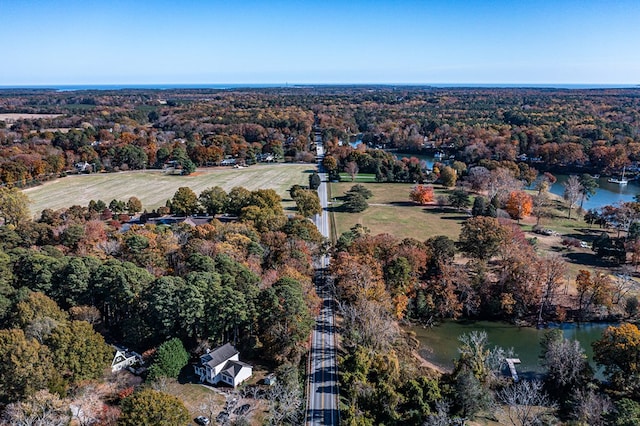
[608,166,628,185]
[434,151,445,160]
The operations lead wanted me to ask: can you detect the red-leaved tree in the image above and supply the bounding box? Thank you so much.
[410,185,435,205]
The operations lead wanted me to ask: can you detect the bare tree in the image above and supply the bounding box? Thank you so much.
[197,393,222,422]
[537,255,566,323]
[571,388,613,426]
[488,168,523,205]
[612,272,635,305]
[497,381,556,426]
[96,239,121,256]
[344,161,359,182]
[532,193,553,226]
[563,175,582,219]
[70,384,105,426]
[542,335,590,390]
[424,401,455,426]
[24,317,59,344]
[338,298,397,351]
[466,166,491,192]
[457,331,515,384]
[2,390,71,426]
[266,382,303,425]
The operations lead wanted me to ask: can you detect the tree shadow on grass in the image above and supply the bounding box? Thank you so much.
[389,201,416,207]
[440,215,470,221]
[421,208,468,221]
[564,252,610,268]
[426,207,450,214]
[564,233,595,242]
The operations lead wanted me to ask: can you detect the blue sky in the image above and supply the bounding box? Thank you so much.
[1,0,639,85]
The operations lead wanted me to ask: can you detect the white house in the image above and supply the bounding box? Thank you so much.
[194,343,253,387]
[111,347,143,373]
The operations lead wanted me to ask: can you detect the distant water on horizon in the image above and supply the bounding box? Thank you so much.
[0,83,638,91]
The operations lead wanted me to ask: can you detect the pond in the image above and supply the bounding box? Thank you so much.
[548,174,640,211]
[394,152,639,210]
[408,321,615,379]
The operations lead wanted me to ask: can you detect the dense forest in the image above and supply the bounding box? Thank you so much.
[0,183,323,424]
[1,87,640,425]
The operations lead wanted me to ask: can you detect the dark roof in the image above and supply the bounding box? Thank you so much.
[183,217,212,227]
[221,360,252,379]
[201,343,238,368]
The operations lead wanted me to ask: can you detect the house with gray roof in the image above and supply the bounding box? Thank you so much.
[194,343,253,387]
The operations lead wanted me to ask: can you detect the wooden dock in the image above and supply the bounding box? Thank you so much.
[505,358,521,382]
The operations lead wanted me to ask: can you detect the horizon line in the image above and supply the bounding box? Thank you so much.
[1,82,639,89]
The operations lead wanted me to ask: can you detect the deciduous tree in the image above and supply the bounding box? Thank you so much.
[199,186,228,216]
[458,216,508,261]
[563,175,582,219]
[410,185,434,205]
[46,320,112,383]
[170,187,199,216]
[344,161,359,182]
[126,196,142,214]
[592,323,640,396]
[119,388,189,426]
[439,166,457,187]
[0,186,30,226]
[0,329,60,404]
[575,270,613,320]
[293,189,322,217]
[227,186,252,216]
[505,190,533,223]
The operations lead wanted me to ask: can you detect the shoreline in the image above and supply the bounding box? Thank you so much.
[412,350,451,375]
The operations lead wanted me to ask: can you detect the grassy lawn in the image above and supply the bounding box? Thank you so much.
[330,182,465,241]
[160,379,226,420]
[329,181,634,294]
[338,173,377,183]
[23,163,314,216]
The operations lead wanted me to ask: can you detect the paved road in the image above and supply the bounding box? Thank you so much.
[306,133,339,425]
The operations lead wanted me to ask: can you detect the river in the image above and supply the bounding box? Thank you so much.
[408,321,614,379]
[394,152,639,210]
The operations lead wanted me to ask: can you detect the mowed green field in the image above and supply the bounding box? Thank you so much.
[24,164,315,216]
[330,182,465,241]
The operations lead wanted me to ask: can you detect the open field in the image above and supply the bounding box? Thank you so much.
[23,164,315,216]
[0,113,63,121]
[330,182,465,241]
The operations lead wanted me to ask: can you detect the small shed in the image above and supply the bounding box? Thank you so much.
[264,373,277,386]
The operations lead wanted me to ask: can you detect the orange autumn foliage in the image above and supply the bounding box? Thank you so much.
[410,185,434,205]
[505,190,533,221]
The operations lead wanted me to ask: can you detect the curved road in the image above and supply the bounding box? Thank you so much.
[306,133,339,425]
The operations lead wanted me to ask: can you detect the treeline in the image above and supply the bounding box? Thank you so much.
[3,87,640,186]
[313,87,640,175]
